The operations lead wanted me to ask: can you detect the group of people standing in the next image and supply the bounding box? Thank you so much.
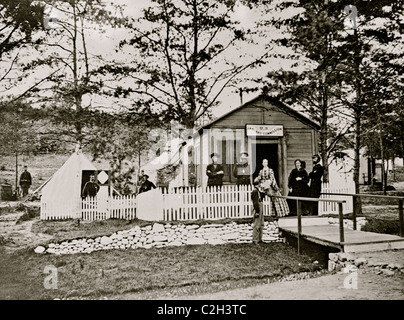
[286,155,324,216]
[205,152,324,244]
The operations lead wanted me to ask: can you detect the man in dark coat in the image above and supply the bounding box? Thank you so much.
[308,154,324,215]
[252,178,265,244]
[233,152,251,186]
[138,174,156,193]
[19,165,32,197]
[82,175,100,199]
[206,153,224,187]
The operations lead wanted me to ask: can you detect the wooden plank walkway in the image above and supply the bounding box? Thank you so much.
[278,217,404,253]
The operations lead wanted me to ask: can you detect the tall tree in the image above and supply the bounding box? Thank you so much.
[0,101,43,192]
[257,0,360,183]
[107,0,270,129]
[23,0,125,147]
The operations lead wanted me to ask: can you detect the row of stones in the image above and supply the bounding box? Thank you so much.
[327,217,367,231]
[34,221,282,255]
[328,252,404,276]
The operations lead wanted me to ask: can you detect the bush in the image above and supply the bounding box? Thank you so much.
[361,218,401,236]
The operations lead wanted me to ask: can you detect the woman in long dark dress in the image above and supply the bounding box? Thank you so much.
[287,159,309,215]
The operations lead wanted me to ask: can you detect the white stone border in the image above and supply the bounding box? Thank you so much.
[34,221,283,255]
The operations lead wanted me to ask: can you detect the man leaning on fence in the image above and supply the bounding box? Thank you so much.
[82,175,100,199]
[252,178,265,244]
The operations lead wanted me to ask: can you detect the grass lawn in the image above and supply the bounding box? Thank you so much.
[0,241,323,300]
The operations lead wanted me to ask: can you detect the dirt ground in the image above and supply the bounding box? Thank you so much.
[161,267,404,300]
[0,202,52,252]
[1,202,404,301]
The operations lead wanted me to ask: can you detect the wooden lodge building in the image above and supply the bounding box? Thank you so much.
[190,94,321,195]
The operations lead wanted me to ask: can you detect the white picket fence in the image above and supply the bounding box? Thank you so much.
[40,182,354,221]
[319,182,355,215]
[162,185,272,221]
[40,199,81,220]
[81,195,137,221]
[41,195,137,221]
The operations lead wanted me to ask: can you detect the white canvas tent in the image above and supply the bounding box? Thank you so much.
[40,150,97,220]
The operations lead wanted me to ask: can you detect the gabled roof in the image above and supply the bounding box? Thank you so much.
[197,94,320,131]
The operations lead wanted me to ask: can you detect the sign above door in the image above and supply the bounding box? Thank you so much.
[246,125,284,137]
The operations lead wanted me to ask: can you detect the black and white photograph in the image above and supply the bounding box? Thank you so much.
[0,0,403,310]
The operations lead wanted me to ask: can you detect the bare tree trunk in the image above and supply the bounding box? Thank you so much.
[352,28,362,215]
[353,113,362,214]
[320,89,329,183]
[15,151,18,197]
[72,1,83,146]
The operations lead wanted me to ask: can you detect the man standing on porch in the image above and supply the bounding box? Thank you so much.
[206,153,224,187]
[233,152,251,185]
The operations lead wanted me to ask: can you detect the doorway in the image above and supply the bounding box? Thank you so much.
[251,143,279,184]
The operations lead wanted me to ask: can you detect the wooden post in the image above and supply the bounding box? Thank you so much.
[399,199,403,238]
[338,202,345,244]
[297,200,302,255]
[352,195,357,230]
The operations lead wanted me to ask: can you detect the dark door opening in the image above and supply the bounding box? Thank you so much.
[252,143,279,184]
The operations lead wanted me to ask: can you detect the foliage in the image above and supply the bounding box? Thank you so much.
[157,163,180,187]
[0,101,42,156]
[361,218,401,236]
[0,0,44,59]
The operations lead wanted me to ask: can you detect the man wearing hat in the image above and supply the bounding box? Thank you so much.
[251,177,265,244]
[139,174,156,193]
[233,152,251,186]
[206,152,224,187]
[19,165,32,197]
[308,154,324,215]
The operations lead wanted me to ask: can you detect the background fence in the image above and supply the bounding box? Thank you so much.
[41,182,354,221]
[319,182,355,215]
